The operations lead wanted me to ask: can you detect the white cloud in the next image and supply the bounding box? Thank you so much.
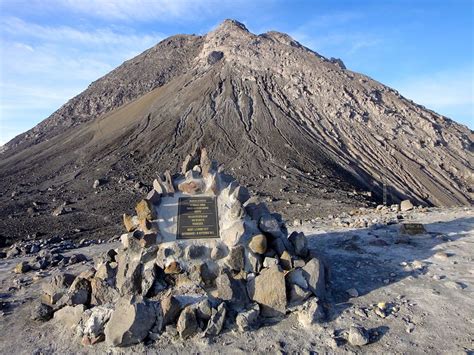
[394,67,474,126]
[0,17,165,145]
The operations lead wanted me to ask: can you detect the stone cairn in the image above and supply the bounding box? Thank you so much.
[40,148,327,347]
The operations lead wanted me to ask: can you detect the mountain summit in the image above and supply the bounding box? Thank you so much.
[1,19,472,241]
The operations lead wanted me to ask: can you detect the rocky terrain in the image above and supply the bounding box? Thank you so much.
[0,19,472,245]
[0,202,472,353]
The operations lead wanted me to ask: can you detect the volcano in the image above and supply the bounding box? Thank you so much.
[0,19,472,243]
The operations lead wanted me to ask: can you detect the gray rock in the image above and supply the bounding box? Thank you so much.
[210,243,228,260]
[64,277,91,306]
[205,303,227,336]
[248,234,267,254]
[177,306,198,339]
[288,231,308,257]
[220,220,246,246]
[42,273,76,305]
[400,200,414,212]
[6,247,20,258]
[31,303,53,321]
[216,271,249,311]
[54,305,86,329]
[90,278,119,306]
[348,325,369,346]
[80,304,113,338]
[185,244,209,259]
[115,250,143,295]
[286,268,308,289]
[193,298,212,322]
[263,257,278,268]
[105,296,156,347]
[288,284,312,305]
[258,214,282,238]
[302,258,326,299]
[297,298,324,327]
[236,303,260,332]
[247,265,286,317]
[69,253,87,265]
[161,294,181,328]
[225,245,245,271]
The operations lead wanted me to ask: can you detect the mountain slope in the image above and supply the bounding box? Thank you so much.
[0,20,472,243]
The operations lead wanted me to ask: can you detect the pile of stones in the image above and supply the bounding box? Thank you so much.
[37,148,328,347]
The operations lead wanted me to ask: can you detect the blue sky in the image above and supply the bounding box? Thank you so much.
[0,0,473,145]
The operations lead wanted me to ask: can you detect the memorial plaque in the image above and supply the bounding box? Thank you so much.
[177,196,219,239]
[400,223,427,235]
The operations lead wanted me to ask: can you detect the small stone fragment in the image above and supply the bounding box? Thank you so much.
[248,234,267,254]
[348,325,369,346]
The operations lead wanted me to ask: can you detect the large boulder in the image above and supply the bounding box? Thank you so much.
[90,278,119,306]
[288,231,308,257]
[160,294,181,329]
[301,258,326,299]
[248,234,267,254]
[115,250,143,296]
[79,304,114,342]
[247,265,286,317]
[104,296,156,347]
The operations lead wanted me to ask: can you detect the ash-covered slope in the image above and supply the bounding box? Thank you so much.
[0,20,472,242]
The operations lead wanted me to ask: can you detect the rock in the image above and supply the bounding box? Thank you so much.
[231,185,251,204]
[153,178,166,194]
[247,265,286,317]
[288,231,308,257]
[236,303,260,332]
[248,234,267,254]
[210,243,227,260]
[64,277,92,306]
[225,245,245,271]
[135,199,155,220]
[90,278,119,306]
[220,220,246,246]
[207,50,224,65]
[177,306,198,339]
[258,214,282,238]
[346,288,359,298]
[288,284,312,305]
[31,303,53,321]
[123,214,137,232]
[105,296,156,347]
[146,189,161,205]
[95,262,117,286]
[185,244,209,259]
[293,219,302,226]
[160,294,181,328]
[163,170,175,193]
[348,325,369,346]
[263,257,278,268]
[6,246,20,258]
[14,261,31,273]
[42,273,76,305]
[216,271,249,311]
[178,180,204,194]
[200,147,213,177]
[54,305,86,329]
[297,298,325,327]
[69,253,87,265]
[194,299,212,321]
[164,261,181,274]
[93,179,101,188]
[302,258,326,299]
[286,268,308,289]
[116,250,143,295]
[279,250,292,270]
[81,304,113,339]
[205,303,227,336]
[400,200,414,212]
[434,251,449,260]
